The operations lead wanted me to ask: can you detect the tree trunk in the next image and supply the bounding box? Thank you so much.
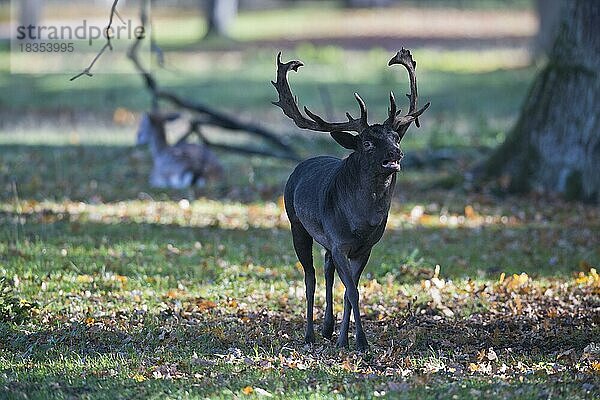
[482,0,600,202]
[20,0,42,30]
[344,0,392,7]
[533,0,563,58]
[203,0,238,38]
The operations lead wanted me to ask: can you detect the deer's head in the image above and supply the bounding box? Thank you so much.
[136,112,180,146]
[272,49,429,175]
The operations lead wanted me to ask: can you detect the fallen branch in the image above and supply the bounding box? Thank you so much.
[71,0,298,161]
[189,120,300,161]
[128,0,299,160]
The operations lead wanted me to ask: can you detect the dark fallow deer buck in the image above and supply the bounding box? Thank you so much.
[273,49,430,351]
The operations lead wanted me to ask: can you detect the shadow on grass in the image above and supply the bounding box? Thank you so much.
[1,299,597,398]
[3,305,596,362]
[0,144,294,203]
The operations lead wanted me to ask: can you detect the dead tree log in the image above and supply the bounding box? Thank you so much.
[73,0,298,161]
[128,1,298,161]
[203,0,238,38]
[533,0,563,58]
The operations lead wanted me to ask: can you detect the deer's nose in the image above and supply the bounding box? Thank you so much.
[387,148,403,160]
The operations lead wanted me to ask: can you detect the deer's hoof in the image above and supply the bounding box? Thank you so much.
[321,324,334,340]
[355,337,369,352]
[336,336,349,349]
[304,332,315,344]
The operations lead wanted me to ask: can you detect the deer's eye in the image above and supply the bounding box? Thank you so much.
[363,141,374,151]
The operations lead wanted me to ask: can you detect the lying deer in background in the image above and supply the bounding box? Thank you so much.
[136,112,223,189]
[273,49,429,351]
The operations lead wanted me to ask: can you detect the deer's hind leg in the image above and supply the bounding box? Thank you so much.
[290,222,316,344]
[322,250,335,340]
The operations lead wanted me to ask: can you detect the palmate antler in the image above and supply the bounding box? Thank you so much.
[272,52,369,134]
[385,48,431,139]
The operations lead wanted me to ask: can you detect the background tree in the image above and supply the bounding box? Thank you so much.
[344,0,392,7]
[203,0,238,38]
[482,0,600,202]
[533,0,563,58]
[19,0,43,31]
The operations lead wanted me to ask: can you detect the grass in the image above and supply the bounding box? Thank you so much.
[1,182,599,398]
[1,6,599,398]
[1,119,599,399]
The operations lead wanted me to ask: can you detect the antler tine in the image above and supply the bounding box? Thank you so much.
[354,92,368,126]
[388,91,397,120]
[386,48,430,136]
[272,53,369,134]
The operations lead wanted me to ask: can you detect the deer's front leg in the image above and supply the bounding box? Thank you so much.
[338,251,371,349]
[331,248,367,351]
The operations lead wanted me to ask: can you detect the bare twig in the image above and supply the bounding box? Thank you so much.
[70,0,122,81]
[149,19,165,69]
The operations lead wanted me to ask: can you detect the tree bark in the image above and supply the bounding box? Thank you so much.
[203,0,238,38]
[482,0,600,202]
[344,0,392,7]
[19,0,43,30]
[533,0,563,58]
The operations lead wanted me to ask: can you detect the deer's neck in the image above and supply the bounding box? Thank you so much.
[149,129,168,156]
[337,153,396,206]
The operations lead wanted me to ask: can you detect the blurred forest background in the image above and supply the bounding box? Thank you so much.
[0,0,564,202]
[0,1,599,399]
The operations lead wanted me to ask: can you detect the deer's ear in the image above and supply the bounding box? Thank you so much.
[164,112,181,122]
[330,131,360,150]
[147,112,181,124]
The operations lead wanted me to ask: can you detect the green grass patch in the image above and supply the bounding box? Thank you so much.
[1,144,599,397]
